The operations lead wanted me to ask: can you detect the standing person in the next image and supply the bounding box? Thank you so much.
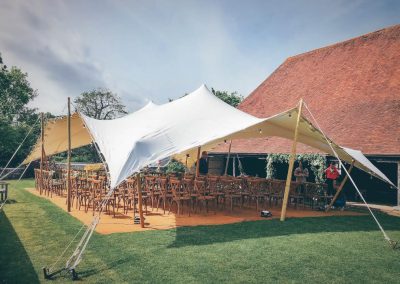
[333,179,346,211]
[294,161,309,194]
[199,151,209,175]
[294,161,309,183]
[325,162,340,196]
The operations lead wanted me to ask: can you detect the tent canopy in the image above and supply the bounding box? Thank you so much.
[25,85,395,189]
[23,101,158,163]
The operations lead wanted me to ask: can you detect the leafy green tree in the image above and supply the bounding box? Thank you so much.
[166,159,186,174]
[68,88,128,162]
[0,54,38,124]
[52,144,101,163]
[211,88,244,107]
[74,88,127,119]
[0,53,40,167]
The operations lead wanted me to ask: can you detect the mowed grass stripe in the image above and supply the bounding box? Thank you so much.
[1,179,399,283]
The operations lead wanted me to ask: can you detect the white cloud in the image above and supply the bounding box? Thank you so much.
[0,0,398,114]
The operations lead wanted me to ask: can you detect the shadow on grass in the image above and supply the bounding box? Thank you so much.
[168,214,400,248]
[0,211,40,283]
[77,257,131,279]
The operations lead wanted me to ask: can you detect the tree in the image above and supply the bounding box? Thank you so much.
[74,88,127,119]
[0,54,38,123]
[68,88,127,163]
[0,53,40,167]
[211,88,244,107]
[166,159,186,174]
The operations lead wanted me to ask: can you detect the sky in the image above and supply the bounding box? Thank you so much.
[0,0,399,114]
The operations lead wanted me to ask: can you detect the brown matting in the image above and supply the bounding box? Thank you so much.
[26,188,364,235]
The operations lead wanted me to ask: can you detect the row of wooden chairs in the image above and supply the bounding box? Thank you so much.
[34,169,64,197]
[34,170,329,217]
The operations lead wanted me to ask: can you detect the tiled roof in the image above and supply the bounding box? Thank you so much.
[220,25,400,155]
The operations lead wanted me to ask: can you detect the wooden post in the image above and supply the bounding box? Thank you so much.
[280,99,303,221]
[224,140,232,176]
[67,97,72,212]
[326,160,354,212]
[195,146,201,177]
[40,112,44,195]
[136,173,145,228]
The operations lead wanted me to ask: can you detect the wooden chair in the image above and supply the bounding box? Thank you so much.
[263,179,273,205]
[42,170,52,197]
[220,176,242,212]
[123,178,137,216]
[207,176,224,209]
[289,181,304,208]
[182,177,195,210]
[144,176,158,210]
[303,182,319,209]
[238,177,250,208]
[91,179,104,215]
[34,169,40,191]
[248,178,268,211]
[169,178,191,215]
[156,177,172,214]
[269,179,285,206]
[79,178,93,212]
[194,179,216,214]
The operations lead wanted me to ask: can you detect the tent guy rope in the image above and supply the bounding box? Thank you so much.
[303,101,397,248]
[0,115,40,179]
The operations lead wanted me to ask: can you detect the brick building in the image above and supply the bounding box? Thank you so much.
[212,25,400,205]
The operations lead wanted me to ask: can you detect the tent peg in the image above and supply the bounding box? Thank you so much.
[42,266,78,281]
[389,240,398,250]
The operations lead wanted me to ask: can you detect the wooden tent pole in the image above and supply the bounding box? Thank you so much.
[224,140,232,176]
[67,97,72,212]
[326,160,355,212]
[40,112,44,195]
[136,173,145,228]
[195,146,201,177]
[280,99,303,221]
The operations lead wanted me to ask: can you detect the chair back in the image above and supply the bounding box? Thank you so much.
[144,176,156,194]
[194,179,207,196]
[247,178,264,195]
[206,176,219,194]
[271,179,285,197]
[158,177,169,195]
[182,178,194,195]
[169,178,183,198]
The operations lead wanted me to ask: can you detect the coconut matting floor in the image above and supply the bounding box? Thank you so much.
[26,188,364,234]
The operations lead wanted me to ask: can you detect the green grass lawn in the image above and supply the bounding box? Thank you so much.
[1,179,400,283]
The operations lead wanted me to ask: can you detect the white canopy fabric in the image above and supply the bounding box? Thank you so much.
[79,84,395,188]
[24,84,394,188]
[81,85,263,188]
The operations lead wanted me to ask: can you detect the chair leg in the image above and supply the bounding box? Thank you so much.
[163,197,166,215]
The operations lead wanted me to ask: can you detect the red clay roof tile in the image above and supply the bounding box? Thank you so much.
[220,25,400,155]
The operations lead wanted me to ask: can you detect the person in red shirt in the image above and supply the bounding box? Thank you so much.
[325,162,340,196]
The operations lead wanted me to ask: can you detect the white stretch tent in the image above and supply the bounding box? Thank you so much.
[26,84,395,189]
